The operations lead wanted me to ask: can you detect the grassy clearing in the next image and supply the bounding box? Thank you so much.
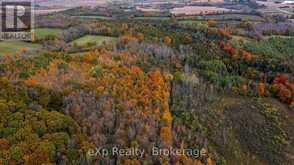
[35,28,62,39]
[265,35,294,39]
[243,36,294,58]
[178,20,204,24]
[68,52,86,56]
[0,41,41,55]
[134,17,170,20]
[72,15,113,20]
[232,35,253,42]
[71,35,117,46]
[205,14,264,21]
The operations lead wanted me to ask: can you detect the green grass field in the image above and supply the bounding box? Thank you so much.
[134,17,170,20]
[35,28,62,39]
[71,35,117,46]
[0,41,41,55]
[178,20,204,25]
[204,14,265,22]
[73,15,113,20]
[243,36,294,59]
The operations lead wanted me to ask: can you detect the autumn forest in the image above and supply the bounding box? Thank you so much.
[0,2,294,165]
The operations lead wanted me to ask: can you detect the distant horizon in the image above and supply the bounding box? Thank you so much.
[1,0,294,8]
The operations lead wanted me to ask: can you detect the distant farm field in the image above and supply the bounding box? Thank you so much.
[134,17,170,20]
[204,14,264,21]
[178,19,203,24]
[171,6,230,15]
[35,28,62,39]
[72,15,113,20]
[71,35,117,46]
[0,41,40,55]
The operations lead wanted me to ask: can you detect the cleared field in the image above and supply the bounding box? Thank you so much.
[134,17,170,20]
[244,36,294,59]
[71,35,117,46]
[35,28,62,39]
[171,6,232,16]
[178,20,204,24]
[37,0,107,7]
[232,35,252,42]
[265,35,294,39]
[204,14,264,21]
[0,41,41,55]
[177,14,263,24]
[72,15,113,20]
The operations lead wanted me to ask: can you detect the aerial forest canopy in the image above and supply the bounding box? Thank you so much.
[0,1,294,165]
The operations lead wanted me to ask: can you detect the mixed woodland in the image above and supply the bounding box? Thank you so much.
[0,8,294,165]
